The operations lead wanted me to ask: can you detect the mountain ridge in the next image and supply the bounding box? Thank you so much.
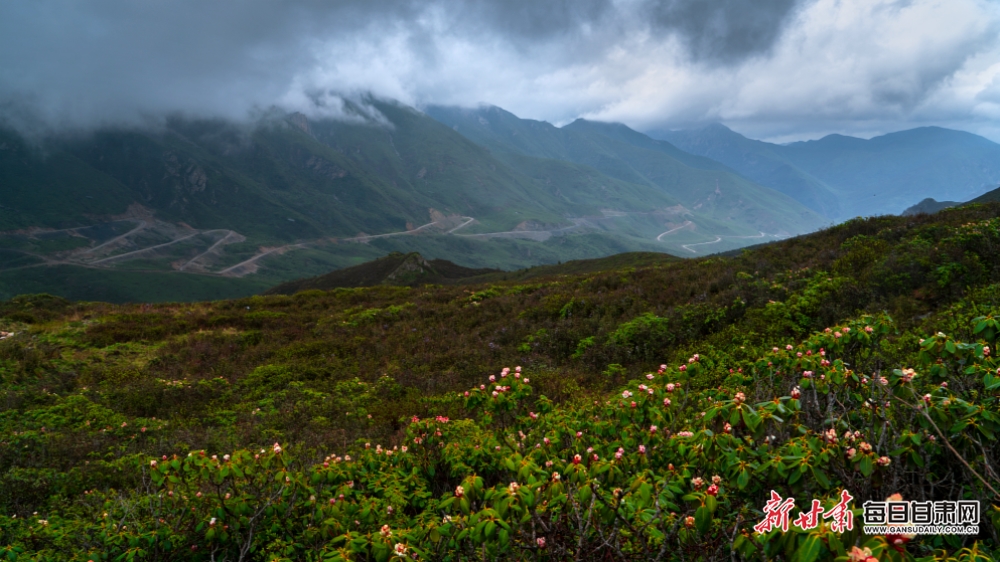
[653,123,1000,220]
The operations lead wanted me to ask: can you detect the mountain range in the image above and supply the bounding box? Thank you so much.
[3,97,999,303]
[0,99,821,302]
[654,123,1000,220]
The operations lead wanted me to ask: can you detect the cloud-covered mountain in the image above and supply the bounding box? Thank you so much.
[0,98,822,302]
[2,1,999,142]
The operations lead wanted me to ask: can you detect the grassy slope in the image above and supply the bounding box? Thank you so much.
[1,202,998,443]
[969,185,1000,203]
[265,250,679,294]
[265,251,502,294]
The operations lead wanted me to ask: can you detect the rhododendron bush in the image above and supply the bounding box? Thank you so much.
[2,312,998,561]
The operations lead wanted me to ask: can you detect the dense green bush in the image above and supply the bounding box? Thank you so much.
[1,312,998,560]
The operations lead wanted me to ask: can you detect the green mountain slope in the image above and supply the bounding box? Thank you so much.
[653,123,842,217]
[426,105,824,236]
[900,184,1000,216]
[901,197,960,216]
[969,185,1000,203]
[4,101,691,238]
[265,251,501,293]
[266,250,679,294]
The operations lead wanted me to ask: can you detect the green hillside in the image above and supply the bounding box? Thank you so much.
[426,105,824,236]
[969,185,1000,204]
[266,250,679,294]
[901,198,960,216]
[265,251,502,294]
[2,202,1000,559]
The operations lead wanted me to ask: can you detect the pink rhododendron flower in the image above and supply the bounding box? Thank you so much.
[849,546,877,562]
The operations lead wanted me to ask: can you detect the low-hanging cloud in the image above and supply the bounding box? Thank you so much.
[1,0,998,141]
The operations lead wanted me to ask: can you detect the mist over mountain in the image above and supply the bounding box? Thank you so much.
[0,98,825,302]
[655,123,1000,220]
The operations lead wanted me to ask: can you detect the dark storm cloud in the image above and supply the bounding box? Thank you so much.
[0,0,997,141]
[647,0,800,63]
[0,0,419,131]
[0,0,801,130]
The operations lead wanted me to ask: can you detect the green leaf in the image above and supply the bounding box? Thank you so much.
[794,535,823,562]
[826,532,845,556]
[789,467,803,485]
[859,455,873,477]
[737,469,750,490]
[705,495,718,513]
[694,505,711,533]
[810,467,831,489]
[741,408,761,432]
[485,521,496,539]
[977,424,995,440]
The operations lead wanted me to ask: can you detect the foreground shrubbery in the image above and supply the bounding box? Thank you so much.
[2,310,998,561]
[4,206,1000,560]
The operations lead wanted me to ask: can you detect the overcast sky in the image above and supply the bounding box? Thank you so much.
[2,0,999,142]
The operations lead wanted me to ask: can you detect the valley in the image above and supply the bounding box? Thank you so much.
[1,99,822,302]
